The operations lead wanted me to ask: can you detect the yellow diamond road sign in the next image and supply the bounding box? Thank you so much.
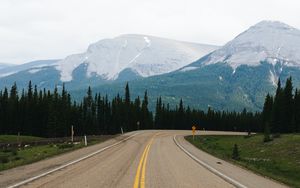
[192,125,197,140]
[192,126,196,134]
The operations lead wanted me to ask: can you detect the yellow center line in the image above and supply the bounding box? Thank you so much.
[133,143,150,188]
[140,137,154,188]
[133,133,159,188]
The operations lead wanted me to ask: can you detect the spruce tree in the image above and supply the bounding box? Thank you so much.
[141,90,150,129]
[155,97,162,129]
[271,79,284,134]
[294,89,300,132]
[262,94,273,129]
[283,77,293,132]
[125,83,130,105]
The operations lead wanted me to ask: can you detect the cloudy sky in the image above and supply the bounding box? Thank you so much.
[1,0,300,64]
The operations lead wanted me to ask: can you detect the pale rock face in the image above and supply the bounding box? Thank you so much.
[203,21,300,69]
[55,34,218,82]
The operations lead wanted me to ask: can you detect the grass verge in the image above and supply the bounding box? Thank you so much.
[0,135,114,171]
[185,134,300,188]
[0,135,42,143]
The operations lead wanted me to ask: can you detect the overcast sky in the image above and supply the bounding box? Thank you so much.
[1,0,300,64]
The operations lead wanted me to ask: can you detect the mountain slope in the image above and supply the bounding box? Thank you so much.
[81,21,300,111]
[0,63,14,70]
[0,35,218,90]
[182,21,300,73]
[78,62,300,111]
[56,34,218,82]
[0,60,59,78]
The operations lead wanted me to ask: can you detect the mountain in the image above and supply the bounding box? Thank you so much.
[0,60,60,89]
[82,21,300,111]
[0,60,59,77]
[2,21,300,111]
[0,63,14,70]
[56,34,218,81]
[0,34,218,90]
[182,21,300,79]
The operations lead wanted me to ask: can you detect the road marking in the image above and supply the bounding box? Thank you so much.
[134,133,158,188]
[133,142,151,188]
[7,132,139,188]
[173,135,248,188]
[140,137,154,188]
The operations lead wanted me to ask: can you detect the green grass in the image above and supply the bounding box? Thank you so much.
[0,135,43,143]
[0,143,83,171]
[0,136,114,171]
[186,134,300,188]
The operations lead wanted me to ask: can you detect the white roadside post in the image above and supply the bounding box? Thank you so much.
[71,125,74,143]
[84,135,87,146]
[17,132,20,145]
[120,127,124,134]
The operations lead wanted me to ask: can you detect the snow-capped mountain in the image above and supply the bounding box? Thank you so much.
[2,21,300,111]
[0,35,218,90]
[183,21,300,71]
[94,21,300,111]
[0,60,59,78]
[56,34,218,82]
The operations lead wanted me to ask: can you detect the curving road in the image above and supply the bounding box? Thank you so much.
[1,130,287,188]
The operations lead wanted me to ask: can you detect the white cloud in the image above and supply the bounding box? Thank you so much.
[1,0,300,64]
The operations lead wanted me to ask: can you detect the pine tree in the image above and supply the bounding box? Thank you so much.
[8,83,18,134]
[262,94,273,129]
[83,86,94,134]
[271,79,284,133]
[178,99,185,129]
[125,83,130,105]
[155,97,162,129]
[134,96,141,130]
[294,89,300,132]
[141,90,150,129]
[283,77,293,132]
[27,81,33,101]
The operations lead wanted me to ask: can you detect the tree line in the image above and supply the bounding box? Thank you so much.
[0,78,299,138]
[155,97,261,132]
[0,82,152,137]
[262,77,300,134]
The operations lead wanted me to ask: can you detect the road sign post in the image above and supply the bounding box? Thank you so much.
[192,125,196,140]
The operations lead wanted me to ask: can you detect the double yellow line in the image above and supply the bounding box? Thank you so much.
[133,133,158,188]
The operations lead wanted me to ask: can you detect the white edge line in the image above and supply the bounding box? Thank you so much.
[173,135,247,188]
[7,133,139,188]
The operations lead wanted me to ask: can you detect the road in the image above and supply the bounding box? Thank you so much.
[1,130,287,188]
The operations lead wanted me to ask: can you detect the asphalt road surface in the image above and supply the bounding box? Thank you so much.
[1,130,287,188]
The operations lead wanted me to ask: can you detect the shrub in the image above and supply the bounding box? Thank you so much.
[58,143,74,149]
[2,148,12,153]
[232,144,240,160]
[0,154,9,163]
[11,149,18,156]
[263,123,272,142]
[14,156,22,160]
[273,133,281,138]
